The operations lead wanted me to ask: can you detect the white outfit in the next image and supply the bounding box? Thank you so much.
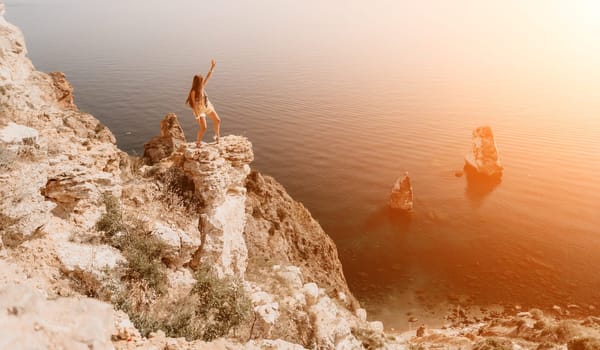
[195,93,214,119]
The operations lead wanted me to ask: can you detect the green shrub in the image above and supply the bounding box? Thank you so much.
[112,221,169,295]
[61,267,103,298]
[95,193,169,295]
[95,192,124,237]
[188,268,252,341]
[118,267,251,342]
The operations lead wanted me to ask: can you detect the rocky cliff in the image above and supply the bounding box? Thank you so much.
[0,3,381,348]
[2,3,600,350]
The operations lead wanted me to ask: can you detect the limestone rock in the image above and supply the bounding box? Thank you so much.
[273,265,303,290]
[143,112,186,164]
[177,136,254,278]
[390,172,413,211]
[0,284,116,349]
[42,168,122,221]
[0,122,38,144]
[113,310,141,341]
[251,290,280,325]
[356,308,368,322]
[309,295,362,349]
[465,126,503,177]
[48,71,75,109]
[55,241,125,276]
[151,221,201,267]
[244,171,358,309]
[302,283,320,306]
[166,268,196,296]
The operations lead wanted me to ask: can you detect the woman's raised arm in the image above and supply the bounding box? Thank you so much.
[203,59,216,86]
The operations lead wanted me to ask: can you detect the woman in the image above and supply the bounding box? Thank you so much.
[185,59,221,146]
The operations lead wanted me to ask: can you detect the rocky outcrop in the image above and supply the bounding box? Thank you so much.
[389,172,414,211]
[244,171,358,309]
[143,112,186,164]
[465,126,503,177]
[171,136,254,278]
[48,71,76,109]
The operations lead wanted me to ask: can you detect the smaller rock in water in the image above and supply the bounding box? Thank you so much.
[390,172,413,211]
[464,126,503,177]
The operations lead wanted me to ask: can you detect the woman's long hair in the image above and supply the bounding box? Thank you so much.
[185,74,203,111]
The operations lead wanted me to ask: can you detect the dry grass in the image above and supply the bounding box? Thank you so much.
[61,267,104,298]
[114,267,251,341]
[95,192,125,237]
[128,154,145,177]
[156,167,199,211]
[112,220,170,295]
[95,193,170,295]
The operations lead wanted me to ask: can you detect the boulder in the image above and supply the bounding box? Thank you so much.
[0,122,38,144]
[55,241,125,276]
[143,113,186,164]
[390,172,413,211]
[150,221,201,267]
[309,295,362,349]
[465,126,503,177]
[0,284,116,349]
[273,265,303,290]
[251,290,280,325]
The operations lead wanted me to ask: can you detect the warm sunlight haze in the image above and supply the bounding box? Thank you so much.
[1,0,599,348]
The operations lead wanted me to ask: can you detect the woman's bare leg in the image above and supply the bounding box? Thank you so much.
[207,111,221,143]
[196,117,207,145]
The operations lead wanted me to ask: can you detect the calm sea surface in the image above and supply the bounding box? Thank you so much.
[6,0,600,329]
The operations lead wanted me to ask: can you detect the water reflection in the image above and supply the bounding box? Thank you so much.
[364,205,413,235]
[463,165,502,207]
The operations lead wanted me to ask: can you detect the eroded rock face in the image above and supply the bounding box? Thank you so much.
[244,171,358,310]
[465,126,503,177]
[176,136,254,278]
[390,172,413,211]
[48,71,75,109]
[143,112,186,164]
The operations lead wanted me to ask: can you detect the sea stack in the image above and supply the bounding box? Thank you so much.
[390,172,414,211]
[464,126,503,177]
